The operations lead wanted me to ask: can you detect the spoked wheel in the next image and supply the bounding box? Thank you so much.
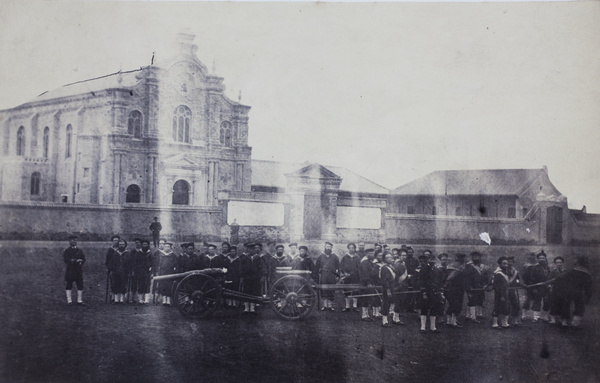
[269,275,316,320]
[174,274,222,318]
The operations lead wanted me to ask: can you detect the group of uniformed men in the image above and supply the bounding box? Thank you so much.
[64,236,592,331]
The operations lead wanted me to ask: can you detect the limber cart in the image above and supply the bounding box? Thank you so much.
[151,267,374,321]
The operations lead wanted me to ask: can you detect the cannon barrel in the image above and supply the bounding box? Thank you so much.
[152,268,226,283]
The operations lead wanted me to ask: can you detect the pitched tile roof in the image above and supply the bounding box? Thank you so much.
[251,160,389,195]
[391,168,561,196]
[31,69,144,104]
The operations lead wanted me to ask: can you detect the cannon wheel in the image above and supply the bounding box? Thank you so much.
[174,273,222,318]
[269,275,316,320]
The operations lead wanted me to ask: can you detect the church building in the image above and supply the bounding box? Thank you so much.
[0,31,252,206]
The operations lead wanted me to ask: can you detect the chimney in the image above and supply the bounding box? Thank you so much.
[542,165,548,175]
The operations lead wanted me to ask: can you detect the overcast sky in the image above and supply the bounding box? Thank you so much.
[1,1,599,212]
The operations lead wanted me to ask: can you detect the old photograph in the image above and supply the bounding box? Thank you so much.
[0,1,598,382]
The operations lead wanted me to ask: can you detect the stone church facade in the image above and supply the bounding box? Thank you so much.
[0,32,252,207]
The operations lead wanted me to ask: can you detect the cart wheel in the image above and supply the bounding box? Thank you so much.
[174,273,222,318]
[269,275,316,320]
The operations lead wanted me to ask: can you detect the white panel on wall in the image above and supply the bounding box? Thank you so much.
[336,206,381,229]
[227,201,285,226]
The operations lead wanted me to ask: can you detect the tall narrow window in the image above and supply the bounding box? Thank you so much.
[30,172,41,195]
[172,106,191,143]
[16,126,25,156]
[128,110,142,138]
[172,179,190,205]
[43,127,50,158]
[66,124,73,158]
[220,121,232,147]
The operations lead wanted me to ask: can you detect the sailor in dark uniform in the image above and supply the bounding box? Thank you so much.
[315,242,340,311]
[492,257,511,328]
[152,240,179,306]
[134,239,153,304]
[358,248,376,321]
[107,239,130,304]
[63,235,85,305]
[199,244,227,270]
[416,251,444,333]
[241,243,262,313]
[225,245,242,307]
[270,245,292,286]
[340,243,361,312]
[291,245,314,279]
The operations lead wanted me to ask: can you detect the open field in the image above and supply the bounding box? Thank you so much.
[0,241,599,383]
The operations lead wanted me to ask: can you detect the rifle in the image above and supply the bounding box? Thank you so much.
[105,271,111,304]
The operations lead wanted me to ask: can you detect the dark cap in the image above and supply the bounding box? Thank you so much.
[325,242,333,247]
[536,250,547,259]
[553,256,564,263]
[222,242,231,248]
[165,242,173,246]
[141,239,150,245]
[207,244,217,249]
[418,254,428,261]
[438,253,448,260]
[470,251,482,258]
[299,245,308,251]
[267,241,276,246]
[180,243,189,249]
[230,245,237,251]
[275,244,284,250]
[243,242,255,248]
[347,242,356,249]
[365,248,375,253]
[497,256,508,265]
[187,242,195,248]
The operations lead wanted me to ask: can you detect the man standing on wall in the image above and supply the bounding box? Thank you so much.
[149,217,162,248]
[63,235,85,305]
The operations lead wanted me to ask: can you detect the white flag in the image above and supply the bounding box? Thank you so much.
[479,232,491,246]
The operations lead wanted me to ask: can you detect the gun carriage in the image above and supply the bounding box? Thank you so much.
[152,267,329,320]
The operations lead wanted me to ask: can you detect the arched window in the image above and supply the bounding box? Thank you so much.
[220,121,232,147]
[43,127,50,158]
[128,110,142,138]
[172,179,190,205]
[16,126,25,156]
[66,124,73,159]
[30,172,41,195]
[172,106,191,143]
[126,184,141,203]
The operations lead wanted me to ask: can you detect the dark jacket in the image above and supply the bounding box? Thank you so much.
[63,246,85,281]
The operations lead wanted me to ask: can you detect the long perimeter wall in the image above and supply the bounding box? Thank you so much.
[0,201,223,241]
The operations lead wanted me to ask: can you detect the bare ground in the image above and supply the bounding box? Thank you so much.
[0,242,598,383]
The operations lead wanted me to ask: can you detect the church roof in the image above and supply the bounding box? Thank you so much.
[33,69,144,103]
[251,160,389,195]
[286,163,342,179]
[391,168,560,196]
